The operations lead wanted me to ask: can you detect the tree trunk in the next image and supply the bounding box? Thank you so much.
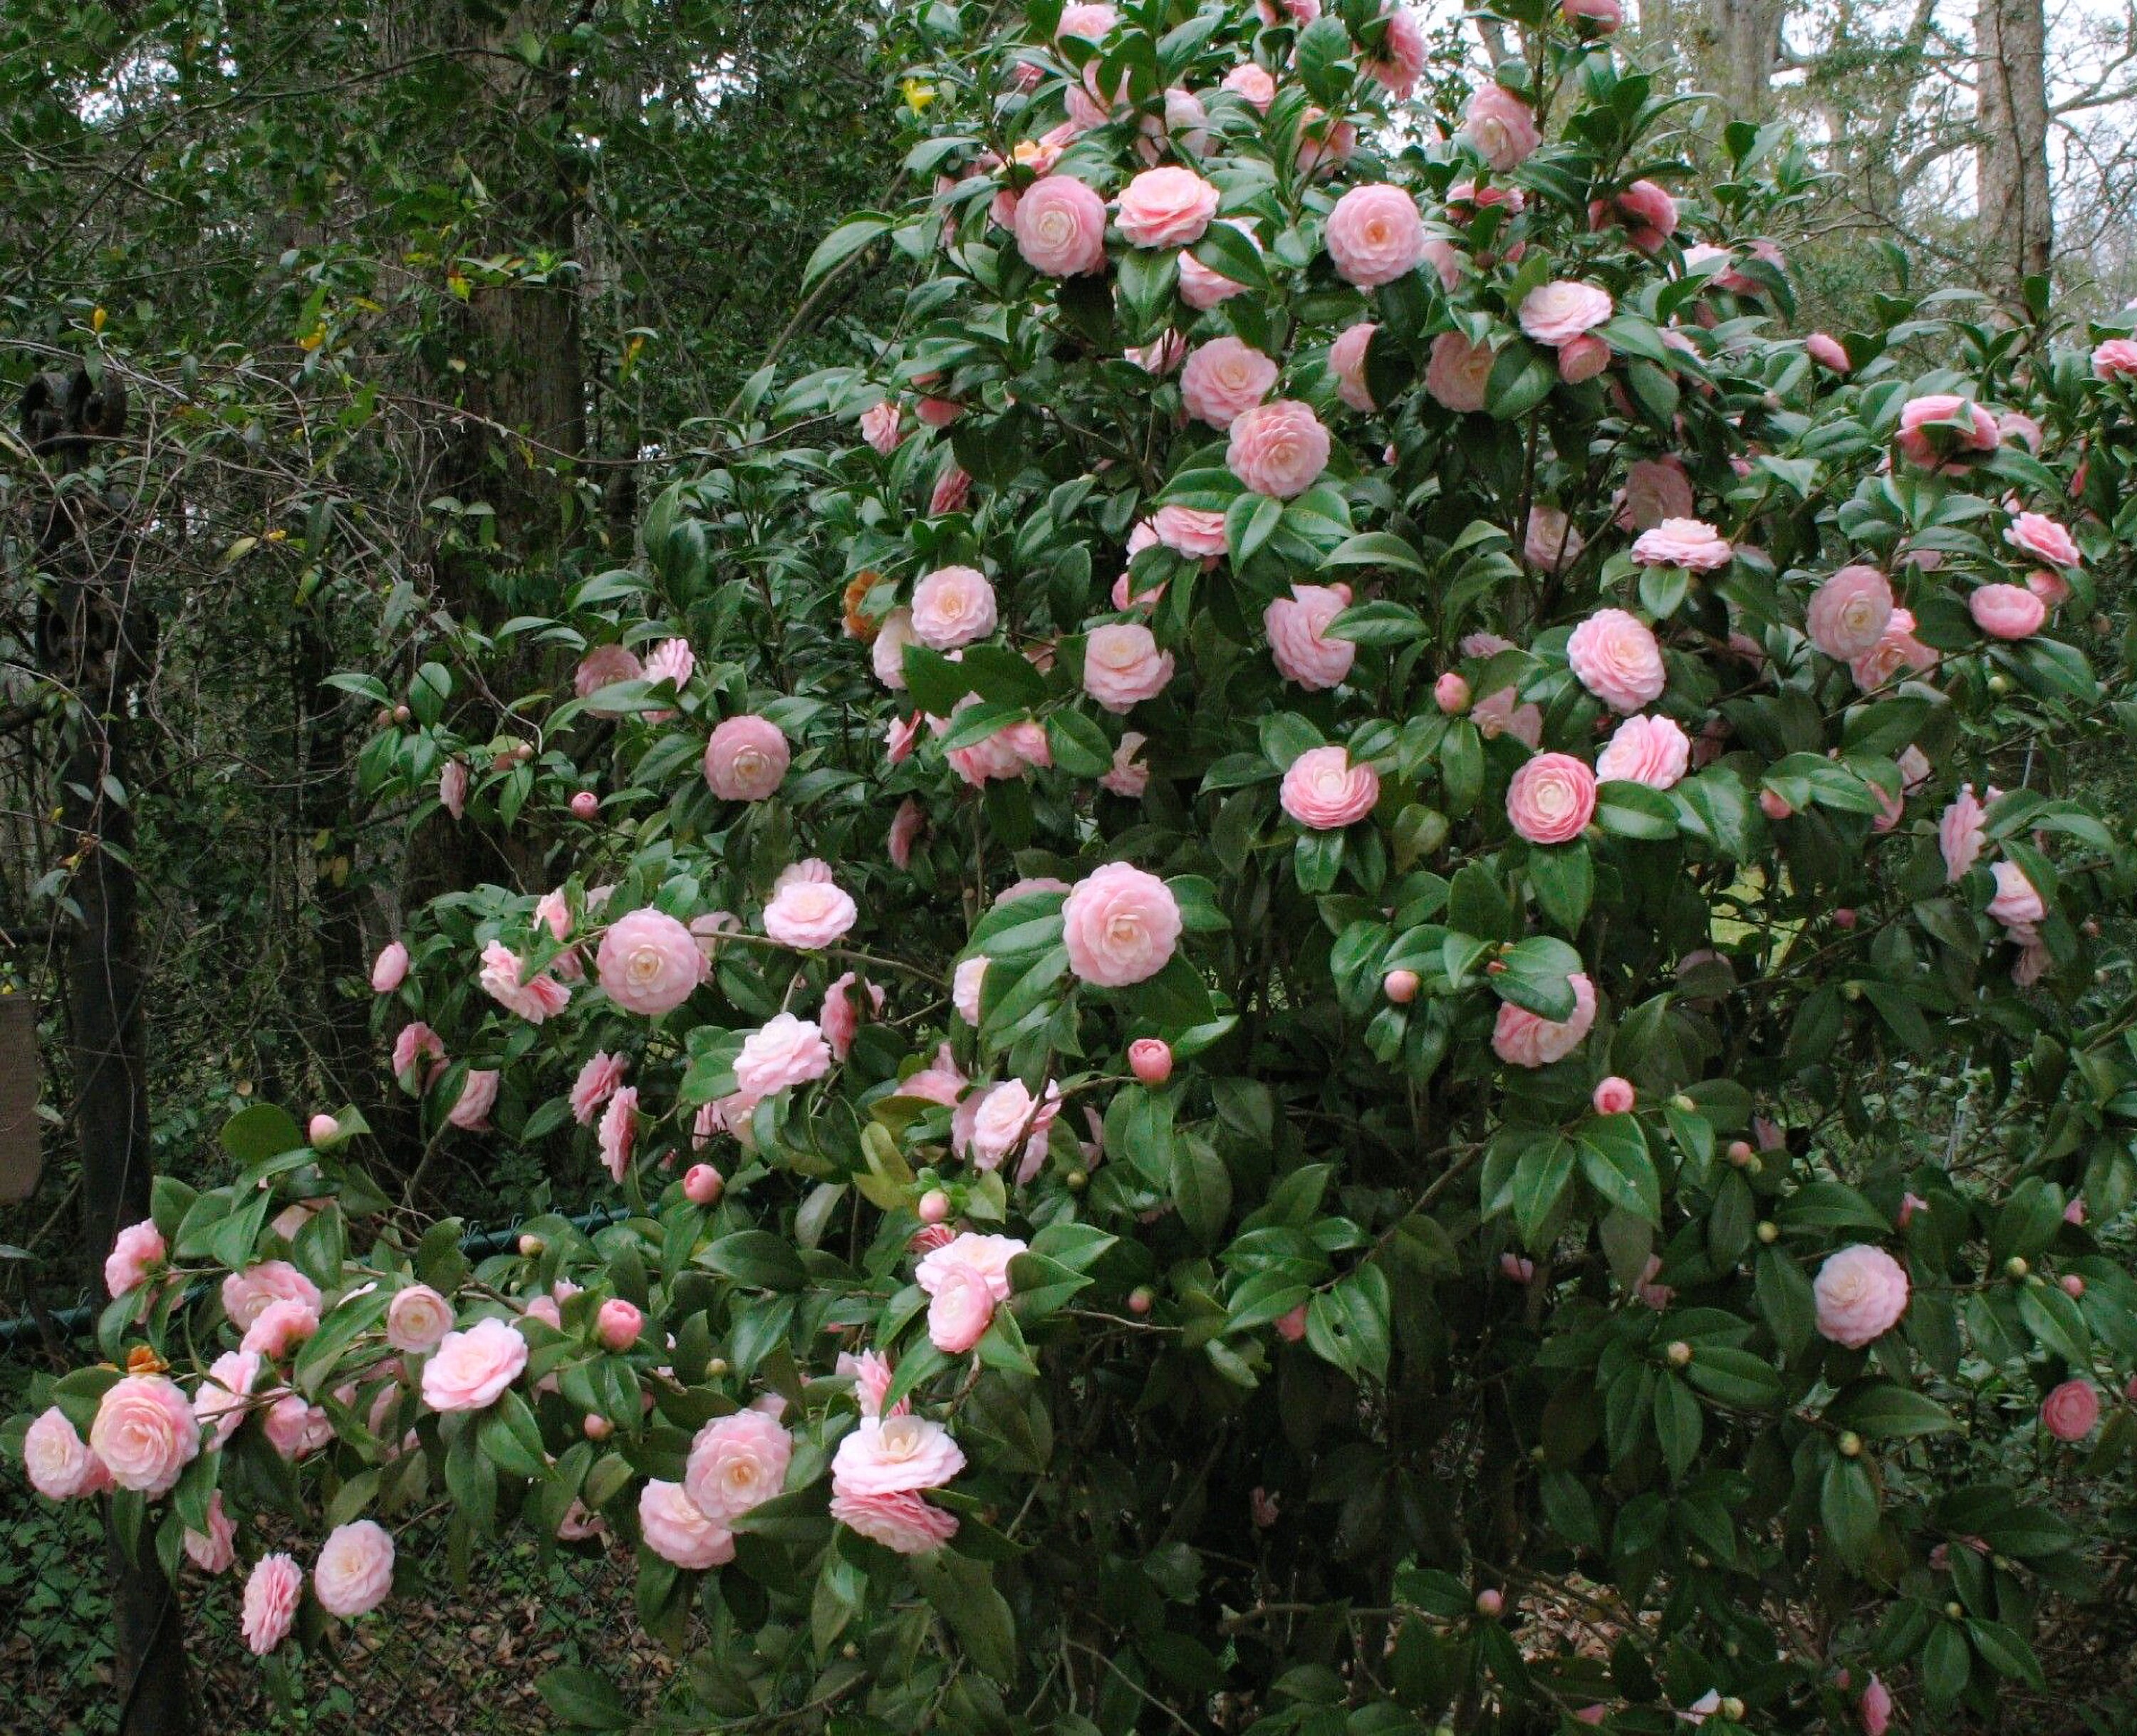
[1977,0,2053,308]
[1697,0,1786,118]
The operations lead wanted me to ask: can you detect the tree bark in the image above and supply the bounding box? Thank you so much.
[1977,0,2053,308]
[1697,0,1786,118]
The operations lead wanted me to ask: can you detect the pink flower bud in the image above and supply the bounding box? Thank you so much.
[1475,1589,1504,1618]
[1434,672,1472,714]
[596,1299,643,1351]
[584,1412,613,1439]
[1759,789,1793,820]
[1129,1039,1175,1086]
[1592,1076,1636,1114]
[307,1113,339,1147]
[570,791,598,818]
[1384,969,1420,1004]
[1128,1287,1154,1316]
[1834,908,1857,929]
[1274,1304,1308,1342]
[518,1233,544,1257]
[2060,1274,2085,1299]
[682,1164,724,1206]
[917,1189,952,1225]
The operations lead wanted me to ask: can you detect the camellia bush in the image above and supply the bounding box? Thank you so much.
[14,0,2137,1730]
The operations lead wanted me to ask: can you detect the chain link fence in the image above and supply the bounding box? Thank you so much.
[1,1227,685,1734]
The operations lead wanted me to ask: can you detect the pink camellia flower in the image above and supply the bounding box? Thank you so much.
[1361,4,1427,93]
[1435,673,1472,714]
[1567,608,1667,712]
[830,1487,960,1554]
[1806,566,1893,661]
[241,1298,320,1360]
[1596,714,1690,789]
[1061,861,1182,987]
[702,713,791,801]
[1792,333,1850,376]
[2094,337,2137,380]
[831,1413,967,1500]
[1128,1039,1173,1086]
[263,1392,331,1460]
[1987,860,2046,932]
[1325,183,1425,288]
[1617,457,1694,530]
[1631,516,1732,571]
[1894,393,1999,469]
[437,759,469,821]
[1590,180,1673,249]
[478,941,569,1024]
[596,1298,643,1353]
[1858,1674,1893,1736]
[570,1051,628,1126]
[968,1078,1062,1180]
[370,941,410,994]
[1180,336,1278,430]
[1812,1244,1910,1348]
[1266,583,1357,691]
[1296,108,1358,175]
[916,1232,1026,1353]
[873,608,915,690]
[915,396,962,431]
[447,1069,499,1131]
[1153,504,1226,559]
[1083,623,1176,712]
[821,972,885,1061]
[927,462,972,519]
[1524,508,1584,572]
[1562,0,1621,28]
[105,1219,166,1299]
[909,564,998,650]
[386,1284,453,1354]
[2027,566,2072,608]
[1593,1076,1637,1114]
[90,1373,199,1495]
[1519,280,1613,348]
[1116,165,1218,248]
[773,856,833,895]
[1970,582,2047,640]
[183,1490,238,1574]
[685,1407,794,1523]
[1125,331,1187,375]
[1997,410,2042,452]
[859,398,905,454]
[1896,1191,1930,1230]
[1492,972,1598,1068]
[1179,217,1259,307]
[1425,333,1494,412]
[888,796,925,868]
[1222,63,1276,110]
[193,1349,262,1450]
[1281,744,1379,829]
[734,1013,833,1099]
[2005,511,2081,568]
[314,1519,395,1620]
[420,1316,529,1413]
[1500,1252,1536,1283]
[1014,175,1108,276]
[242,1554,303,1656]
[1329,323,1376,411]
[1138,87,1210,164]
[1101,732,1151,798]
[1056,0,1118,38]
[1851,607,1939,692]
[640,1478,737,1569]
[575,643,642,709]
[597,908,704,1015]
[223,1260,322,1331]
[683,1161,724,1204]
[597,1086,638,1183]
[1461,85,1541,170]
[2041,1378,2099,1441]
[24,1406,100,1500]
[1556,335,1610,383]
[643,637,695,696]
[764,878,858,950]
[1507,754,1597,846]
[953,956,988,1026]
[1227,400,1331,498]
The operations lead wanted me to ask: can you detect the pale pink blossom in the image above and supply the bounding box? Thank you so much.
[1596,714,1690,789]
[2092,338,2137,380]
[1806,566,1893,660]
[2005,511,2080,568]
[831,1413,967,1498]
[478,940,569,1024]
[702,714,791,801]
[821,972,885,1061]
[1473,687,1544,748]
[1227,400,1331,497]
[1435,673,1472,714]
[104,1219,165,1298]
[194,1349,263,1450]
[1116,166,1218,248]
[643,637,695,695]
[597,1086,638,1183]
[598,908,704,1014]
[1850,608,1940,691]
[1895,393,1998,469]
[1557,335,1610,383]
[1524,508,1584,571]
[763,878,858,950]
[1083,623,1175,712]
[1506,753,1597,845]
[953,956,988,1026]
[1567,608,1667,712]
[684,1408,793,1522]
[873,608,916,689]
[968,1078,1062,1180]
[927,463,972,518]
[1591,180,1674,249]
[1295,108,1357,175]
[1812,1244,1909,1348]
[1940,786,1987,882]
[1061,861,1182,987]
[420,1316,529,1412]
[2042,1378,2099,1440]
[1180,336,1278,429]
[370,941,410,994]
[1492,972,1598,1067]
[1152,504,1227,559]
[860,399,905,454]
[735,1014,833,1098]
[1500,1252,1536,1283]
[897,1044,968,1109]
[910,565,998,650]
[242,1554,303,1655]
[830,1488,960,1553]
[1329,323,1376,411]
[1987,860,2046,931]
[223,1261,322,1330]
[575,644,642,709]
[240,1298,320,1360]
[314,1519,395,1619]
[1056,1,1118,38]
[1325,183,1425,287]
[888,796,925,867]
[640,1479,736,1569]
[1179,219,1258,307]
[1101,732,1150,797]
[916,1232,1026,1353]
[1125,331,1187,375]
[1461,85,1541,170]
[1014,175,1108,275]
[1631,517,1731,570]
[24,1406,99,1499]
[438,759,469,820]
[1425,333,1494,412]
[839,1348,903,1420]
[446,1069,499,1131]
[1617,458,1694,529]
[1280,744,1379,828]
[262,1392,331,1460]
[1519,280,1613,347]
[1222,63,1277,111]
[570,1051,628,1126]
[1858,1675,1893,1736]
[387,1284,453,1354]
[1971,583,2047,639]
[1593,1076,1637,1114]
[1265,583,1356,691]
[184,1491,237,1574]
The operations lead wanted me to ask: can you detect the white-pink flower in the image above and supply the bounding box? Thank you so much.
[1630,517,1731,570]
[1325,183,1424,287]
[2005,512,2080,568]
[90,1373,199,1495]
[640,1479,737,1569]
[763,878,858,950]
[1180,336,1278,429]
[1506,753,1597,845]
[1101,732,1150,797]
[1280,744,1378,828]
[193,1349,262,1450]
[314,1519,395,1619]
[910,565,998,650]
[241,1554,303,1655]
[1939,785,1987,883]
[735,1013,833,1098]
[821,972,885,1060]
[570,1051,628,1125]
[1596,714,1690,789]
[1806,566,1893,660]
[386,1284,454,1354]
[1061,861,1182,987]
[1518,280,1613,347]
[684,1408,794,1523]
[1264,583,1356,691]
[104,1219,165,1298]
[478,940,570,1024]
[953,955,989,1026]
[831,1414,967,1498]
[24,1406,99,1500]
[703,714,791,801]
[1460,85,1541,170]
[597,908,705,1015]
[916,1232,1026,1353]
[1329,323,1376,412]
[1566,608,1667,712]
[829,1488,960,1554]
[597,1086,638,1183]
[1083,623,1175,712]
[1116,165,1219,248]
[1812,1244,1909,1348]
[1424,333,1494,413]
[967,1077,1062,1180]
[1492,972,1598,1068]
[420,1316,529,1413]
[1014,175,1108,276]
[1227,400,1330,498]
